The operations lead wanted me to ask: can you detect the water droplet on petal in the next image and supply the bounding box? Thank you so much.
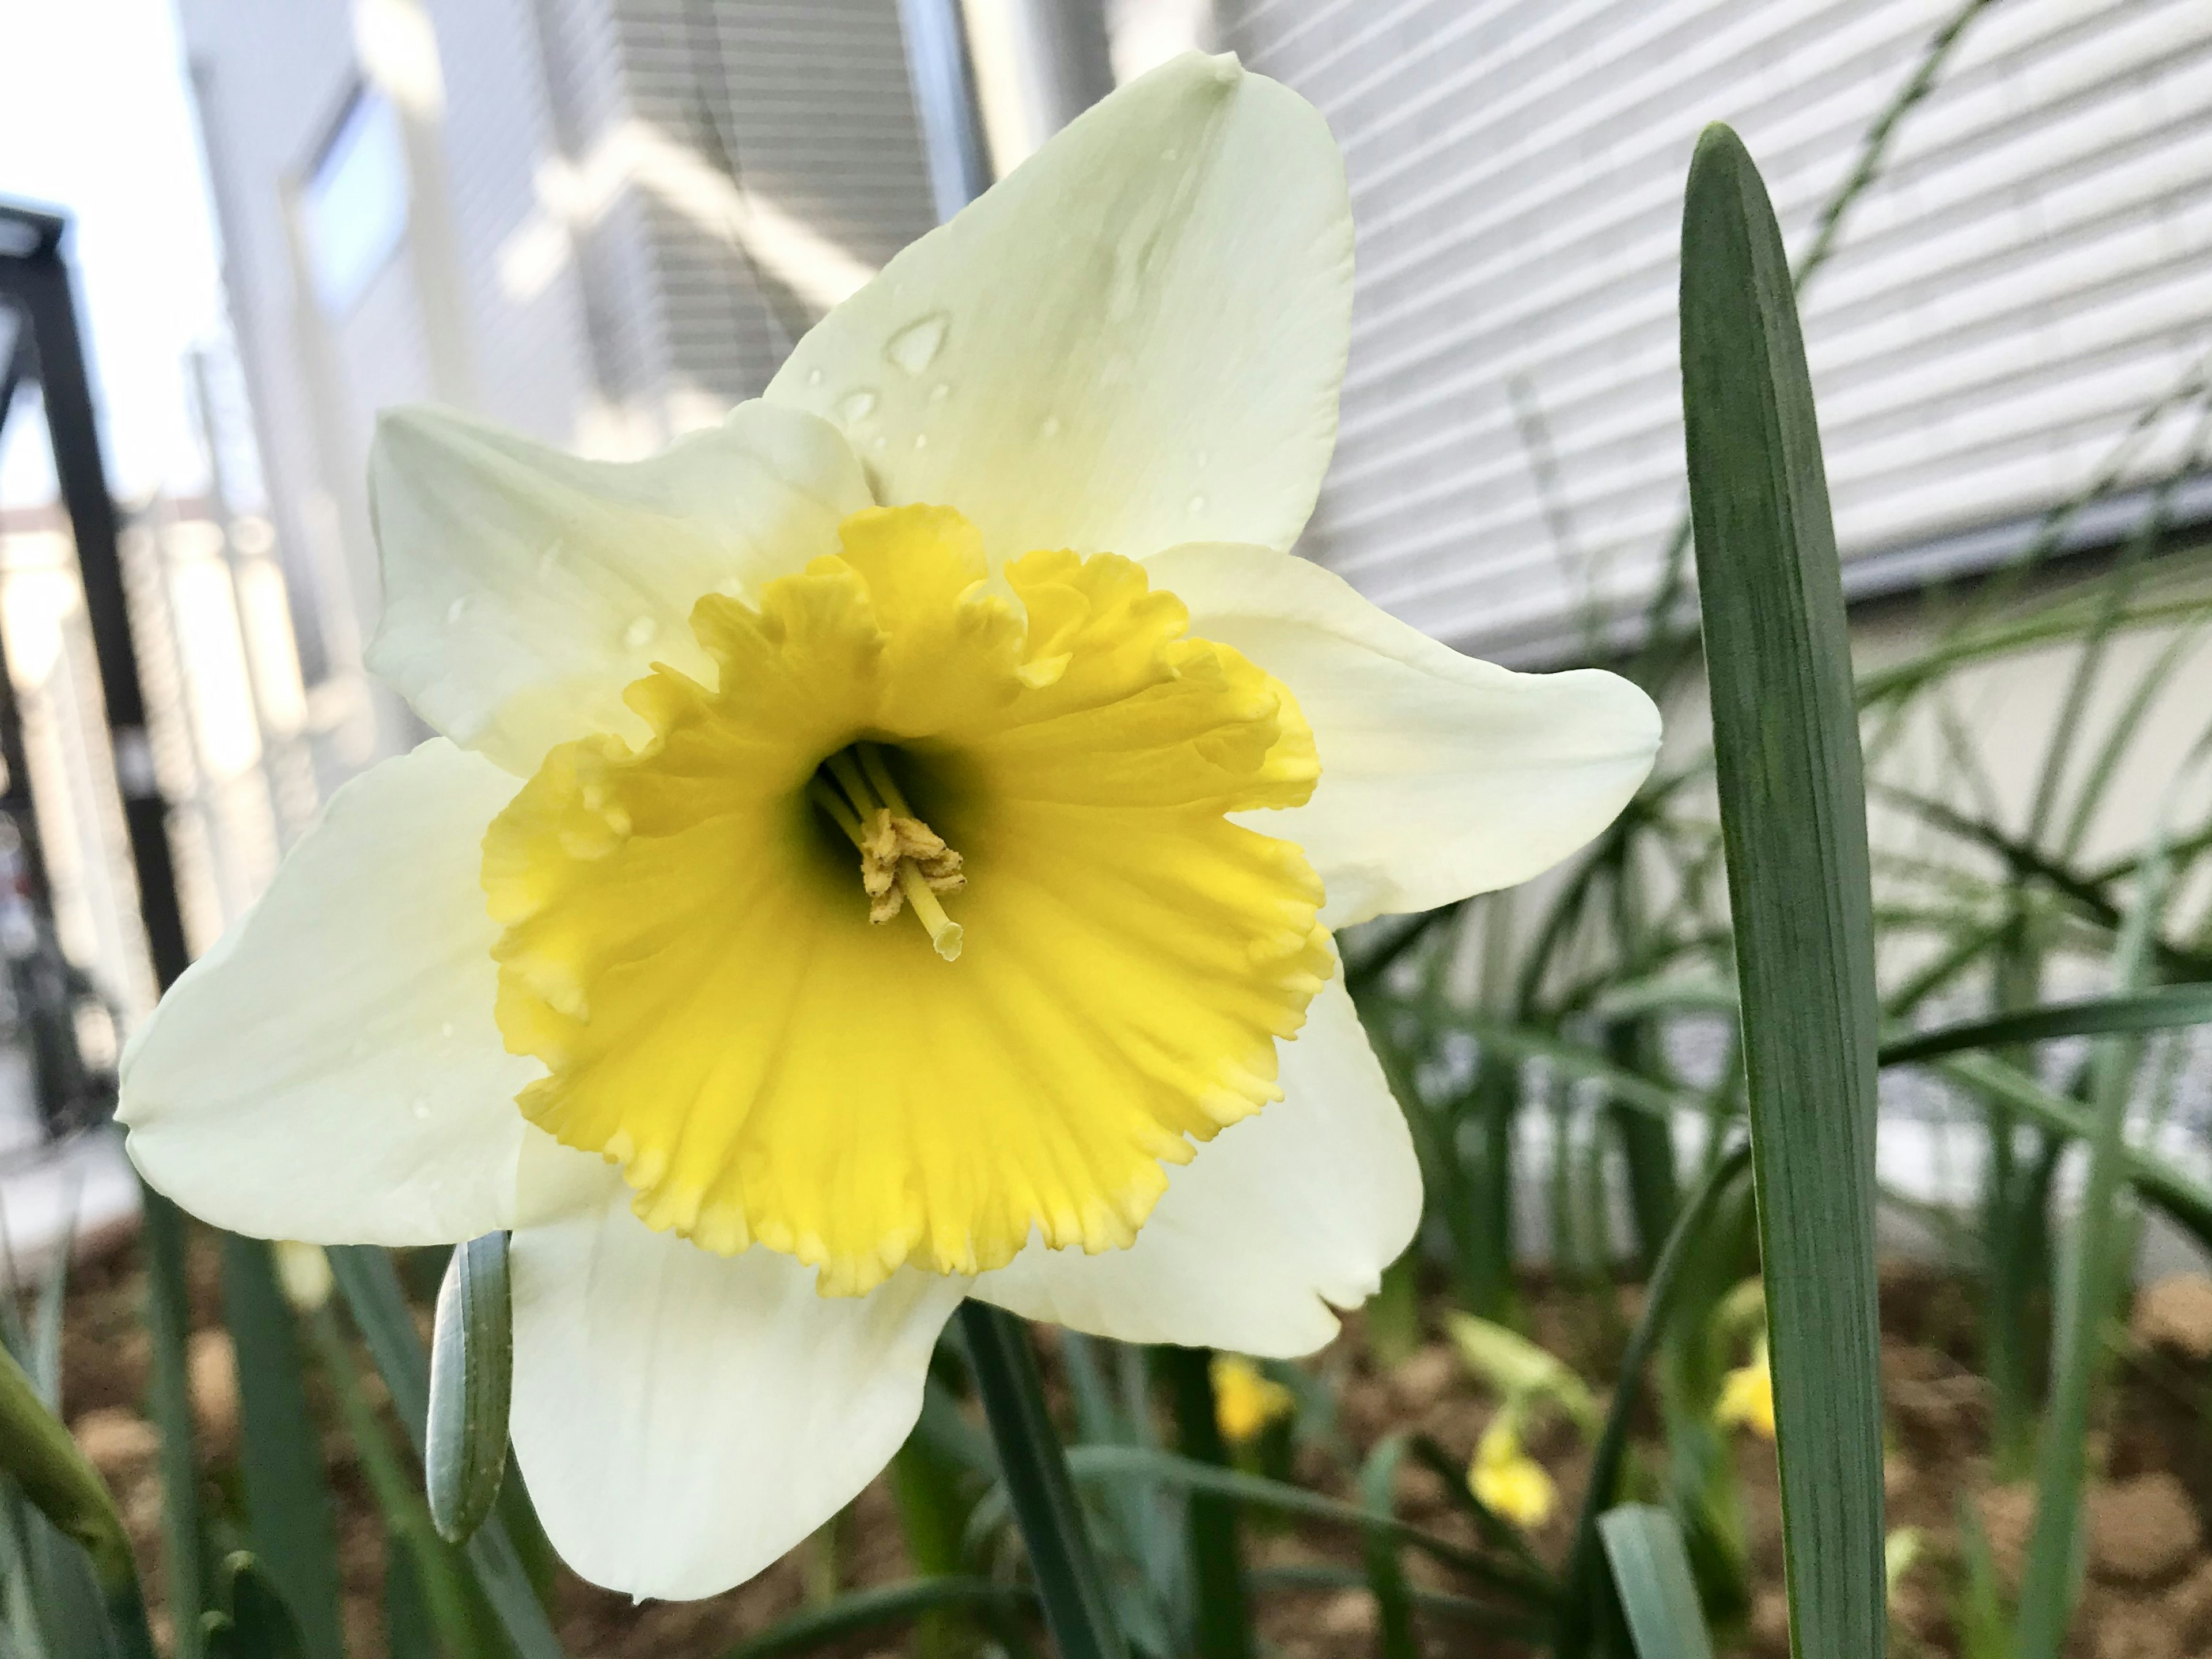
[536,540,565,576]
[1039,414,1062,438]
[806,367,824,387]
[928,382,951,405]
[870,435,888,453]
[1195,448,1210,468]
[445,596,469,624]
[624,616,658,649]
[836,389,878,427]
[884,313,949,374]
[411,1097,431,1122]
[1187,494,1207,515]
[1163,146,1181,161]
[913,433,929,450]
[440,1021,455,1039]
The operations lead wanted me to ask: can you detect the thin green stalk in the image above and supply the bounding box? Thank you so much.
[1357,1438,1418,1659]
[956,1303,1127,1659]
[140,1189,205,1659]
[305,1308,483,1657]
[1157,1347,1249,1659]
[1555,1142,1753,1659]
[220,1236,344,1659]
[2015,849,2171,1658]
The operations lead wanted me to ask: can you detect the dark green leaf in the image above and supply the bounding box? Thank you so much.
[220,1237,344,1659]
[1879,982,2212,1066]
[1158,1345,1250,1659]
[140,1190,206,1659]
[327,1246,566,1659]
[719,1577,1033,1659]
[1358,1438,1418,1659]
[1600,1506,1715,1659]
[1050,1445,1552,1607]
[427,1233,513,1547]
[955,1303,1127,1659]
[203,1554,307,1659]
[1681,123,1886,1659]
[1556,1143,1753,1659]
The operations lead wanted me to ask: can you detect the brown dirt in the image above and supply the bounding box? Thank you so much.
[45,1231,2212,1658]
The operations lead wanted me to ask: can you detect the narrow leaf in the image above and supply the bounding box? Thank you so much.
[1878,982,2212,1066]
[202,1553,308,1659]
[1681,122,1886,1659]
[955,1303,1127,1659]
[1157,1344,1250,1659]
[220,1237,345,1659]
[327,1246,566,1659]
[719,1577,1033,1659]
[1600,1506,1716,1659]
[141,1189,207,1659]
[1358,1438,1418,1659]
[427,1233,513,1546]
[1556,1143,1753,1659]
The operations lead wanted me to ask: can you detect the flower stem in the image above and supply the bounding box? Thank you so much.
[1156,1345,1253,1659]
[956,1302,1127,1659]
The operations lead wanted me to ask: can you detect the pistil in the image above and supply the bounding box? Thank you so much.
[809,743,965,961]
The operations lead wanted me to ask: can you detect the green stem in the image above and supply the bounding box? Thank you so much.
[1555,1141,1755,1659]
[956,1303,1126,1659]
[1156,1346,1251,1659]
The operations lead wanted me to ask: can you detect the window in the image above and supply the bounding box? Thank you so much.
[302,85,408,316]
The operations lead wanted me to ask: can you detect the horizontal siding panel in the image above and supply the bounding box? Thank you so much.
[1226,0,2212,661]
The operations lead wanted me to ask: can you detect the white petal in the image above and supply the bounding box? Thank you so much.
[368,402,872,775]
[1147,543,1663,927]
[969,974,1418,1358]
[119,740,554,1245]
[509,1199,965,1600]
[766,52,1351,562]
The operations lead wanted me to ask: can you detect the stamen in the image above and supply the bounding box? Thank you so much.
[811,747,965,960]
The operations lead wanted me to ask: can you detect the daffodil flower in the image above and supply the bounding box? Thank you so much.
[118,54,1658,1600]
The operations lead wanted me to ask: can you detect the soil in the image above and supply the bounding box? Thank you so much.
[47,1230,2212,1658]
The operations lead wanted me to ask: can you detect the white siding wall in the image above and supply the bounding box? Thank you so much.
[1226,0,2212,662]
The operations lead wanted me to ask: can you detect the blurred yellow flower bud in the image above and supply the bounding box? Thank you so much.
[1469,1419,1555,1529]
[1210,1355,1294,1446]
[1715,1344,1775,1440]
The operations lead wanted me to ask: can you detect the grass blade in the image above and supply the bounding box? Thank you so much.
[1556,1143,1753,1659]
[1358,1438,1418,1659]
[719,1577,1034,1659]
[427,1233,513,1547]
[1157,1344,1250,1659]
[326,1246,565,1659]
[1878,983,2212,1067]
[955,1303,1127,1659]
[1681,123,1885,1659]
[1600,1505,1717,1659]
[220,1237,345,1659]
[2014,853,2170,1659]
[1248,1565,1552,1643]
[141,1189,207,1659]
[1045,1446,1555,1608]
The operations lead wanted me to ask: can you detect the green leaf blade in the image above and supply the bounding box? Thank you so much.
[1680,122,1886,1659]
[1600,1506,1717,1659]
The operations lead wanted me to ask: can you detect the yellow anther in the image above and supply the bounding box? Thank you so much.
[813,749,965,958]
